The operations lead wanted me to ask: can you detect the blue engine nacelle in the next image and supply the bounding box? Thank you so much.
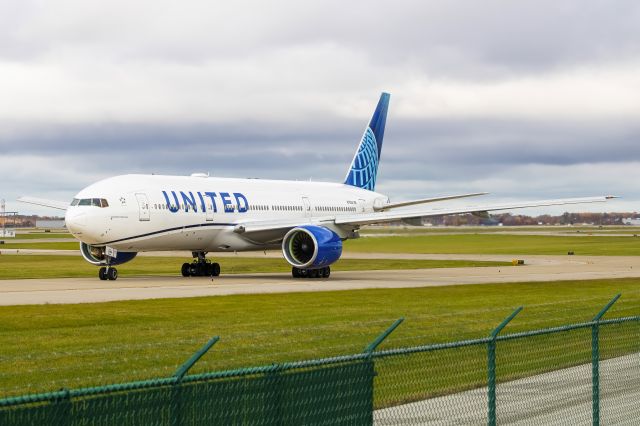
[80,242,137,266]
[282,225,343,269]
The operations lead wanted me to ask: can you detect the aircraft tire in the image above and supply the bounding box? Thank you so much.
[107,268,118,281]
[188,264,198,276]
[322,267,330,278]
[99,267,108,281]
[212,263,221,277]
[292,267,300,278]
[196,263,205,276]
[181,263,190,277]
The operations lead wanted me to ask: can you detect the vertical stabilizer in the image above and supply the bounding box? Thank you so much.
[343,92,390,191]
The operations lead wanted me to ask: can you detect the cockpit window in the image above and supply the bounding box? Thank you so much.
[74,198,109,207]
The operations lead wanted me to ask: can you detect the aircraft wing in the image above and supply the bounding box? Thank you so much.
[378,192,488,210]
[17,196,69,211]
[335,196,615,226]
[233,217,336,244]
[234,195,615,243]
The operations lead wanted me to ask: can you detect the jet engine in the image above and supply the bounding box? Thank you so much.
[80,242,137,265]
[282,225,342,269]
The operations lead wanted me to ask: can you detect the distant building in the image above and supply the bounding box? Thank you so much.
[36,219,66,229]
[622,218,640,226]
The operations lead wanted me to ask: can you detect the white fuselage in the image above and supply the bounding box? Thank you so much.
[65,174,388,252]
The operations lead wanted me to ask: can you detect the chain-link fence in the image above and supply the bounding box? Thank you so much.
[1,296,638,425]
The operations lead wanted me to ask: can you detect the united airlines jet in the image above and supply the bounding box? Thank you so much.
[19,93,613,280]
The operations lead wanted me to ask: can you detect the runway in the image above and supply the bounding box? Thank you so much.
[1,254,639,305]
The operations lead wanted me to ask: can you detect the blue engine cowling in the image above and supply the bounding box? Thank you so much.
[80,242,137,266]
[282,225,342,269]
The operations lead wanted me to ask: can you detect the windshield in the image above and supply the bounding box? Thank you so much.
[72,198,109,207]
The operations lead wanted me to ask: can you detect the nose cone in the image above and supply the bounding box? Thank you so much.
[65,209,87,236]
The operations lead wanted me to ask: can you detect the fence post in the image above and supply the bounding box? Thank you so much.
[174,336,220,380]
[591,294,620,426]
[487,307,523,426]
[362,318,403,425]
[363,318,404,355]
[172,336,220,426]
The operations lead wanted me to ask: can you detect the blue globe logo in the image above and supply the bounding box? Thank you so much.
[346,128,379,191]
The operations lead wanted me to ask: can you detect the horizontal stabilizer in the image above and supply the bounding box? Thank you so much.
[17,196,69,211]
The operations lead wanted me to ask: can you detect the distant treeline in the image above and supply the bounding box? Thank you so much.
[0,215,64,228]
[3,213,640,228]
[427,212,639,226]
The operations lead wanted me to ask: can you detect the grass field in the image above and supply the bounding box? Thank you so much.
[0,242,79,250]
[10,233,71,239]
[360,226,640,235]
[346,234,640,255]
[0,278,638,399]
[0,255,508,279]
[3,232,640,255]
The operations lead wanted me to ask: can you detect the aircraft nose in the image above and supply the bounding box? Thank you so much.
[65,210,87,235]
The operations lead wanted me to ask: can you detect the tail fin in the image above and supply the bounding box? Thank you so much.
[343,92,390,191]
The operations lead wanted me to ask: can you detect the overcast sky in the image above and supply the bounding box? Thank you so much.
[1,0,640,216]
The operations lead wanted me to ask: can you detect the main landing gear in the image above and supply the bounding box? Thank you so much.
[98,266,118,281]
[292,266,330,279]
[182,251,221,277]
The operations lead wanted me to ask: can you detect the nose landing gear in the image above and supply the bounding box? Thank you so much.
[98,266,118,281]
[181,251,221,277]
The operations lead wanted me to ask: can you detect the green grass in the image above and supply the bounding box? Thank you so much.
[0,242,79,250]
[11,233,71,239]
[4,232,640,255]
[0,255,508,279]
[0,279,638,400]
[360,226,640,235]
[346,234,640,255]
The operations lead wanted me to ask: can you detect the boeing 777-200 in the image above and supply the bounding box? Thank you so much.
[19,93,614,280]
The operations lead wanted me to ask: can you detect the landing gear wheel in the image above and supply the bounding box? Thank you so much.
[309,269,319,278]
[182,252,220,277]
[99,267,108,281]
[321,267,330,278]
[212,263,221,277]
[188,264,198,276]
[292,267,300,278]
[196,263,205,276]
[107,268,118,281]
[181,263,190,277]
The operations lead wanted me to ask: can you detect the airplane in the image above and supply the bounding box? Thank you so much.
[18,92,615,281]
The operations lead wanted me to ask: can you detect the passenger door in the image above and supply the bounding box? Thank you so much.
[205,197,214,221]
[302,197,312,218]
[135,193,150,221]
[357,198,366,213]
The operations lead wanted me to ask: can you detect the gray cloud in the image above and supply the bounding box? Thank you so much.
[1,0,639,215]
